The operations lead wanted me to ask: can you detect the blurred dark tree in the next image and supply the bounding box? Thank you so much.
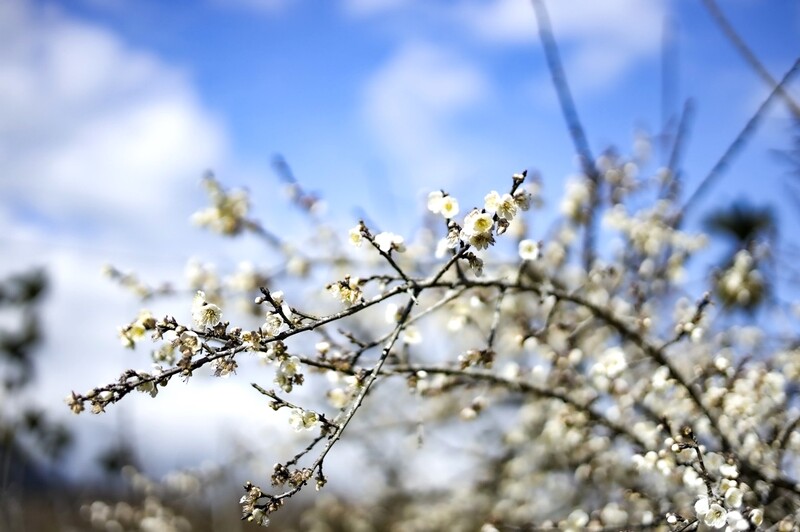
[704,202,775,311]
[0,269,71,525]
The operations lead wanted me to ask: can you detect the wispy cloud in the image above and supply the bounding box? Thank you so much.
[0,0,238,475]
[0,0,225,239]
[456,0,666,91]
[207,0,295,15]
[342,0,413,16]
[362,42,489,192]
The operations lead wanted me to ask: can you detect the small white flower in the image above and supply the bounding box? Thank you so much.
[327,388,350,409]
[651,365,671,390]
[269,291,294,322]
[467,254,484,276]
[374,232,406,253]
[704,503,727,529]
[725,511,748,531]
[385,303,401,324]
[592,346,627,378]
[136,379,158,398]
[402,326,422,344]
[315,341,331,355]
[468,232,494,250]
[440,195,460,219]
[191,291,222,329]
[719,462,739,478]
[427,190,444,213]
[227,261,259,292]
[328,277,362,306]
[565,509,589,528]
[279,356,301,377]
[484,190,501,213]
[484,191,517,220]
[514,190,532,211]
[694,497,710,516]
[178,331,201,355]
[348,226,363,247]
[462,209,494,237]
[560,178,590,221]
[289,409,319,431]
[460,406,477,420]
[724,487,743,508]
[749,509,763,526]
[518,239,540,261]
[250,508,270,527]
[262,312,285,337]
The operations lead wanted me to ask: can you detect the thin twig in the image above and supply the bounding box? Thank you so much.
[530,0,600,270]
[678,58,800,226]
[701,0,800,118]
[662,99,695,201]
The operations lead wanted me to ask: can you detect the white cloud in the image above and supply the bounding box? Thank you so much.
[0,0,272,477]
[456,0,666,90]
[208,0,293,14]
[362,42,489,191]
[0,1,224,237]
[343,0,412,16]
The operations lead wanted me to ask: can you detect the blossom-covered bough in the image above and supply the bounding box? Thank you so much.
[68,2,800,530]
[68,163,800,529]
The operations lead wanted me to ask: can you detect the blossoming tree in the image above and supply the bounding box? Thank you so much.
[66,1,800,530]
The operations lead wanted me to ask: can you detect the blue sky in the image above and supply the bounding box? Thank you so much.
[0,0,798,477]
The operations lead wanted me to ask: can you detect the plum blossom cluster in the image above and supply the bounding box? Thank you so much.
[81,465,220,532]
[715,249,765,309]
[68,154,800,531]
[190,174,250,236]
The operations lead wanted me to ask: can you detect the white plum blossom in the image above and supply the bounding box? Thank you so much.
[191,291,222,329]
[724,486,743,508]
[429,190,461,219]
[704,503,727,529]
[190,177,250,235]
[289,409,319,431]
[427,190,444,213]
[374,232,406,253]
[327,388,350,409]
[725,511,749,531]
[262,313,286,337]
[695,498,728,529]
[268,290,294,322]
[348,225,363,247]
[118,309,155,348]
[518,239,540,261]
[462,209,494,237]
[592,346,628,378]
[385,303,401,324]
[717,249,764,307]
[461,209,495,249]
[484,190,517,220]
[440,195,460,219]
[276,356,302,392]
[279,356,300,377]
[749,509,763,526]
[402,326,422,344]
[719,462,739,479]
[178,331,201,356]
[560,178,591,221]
